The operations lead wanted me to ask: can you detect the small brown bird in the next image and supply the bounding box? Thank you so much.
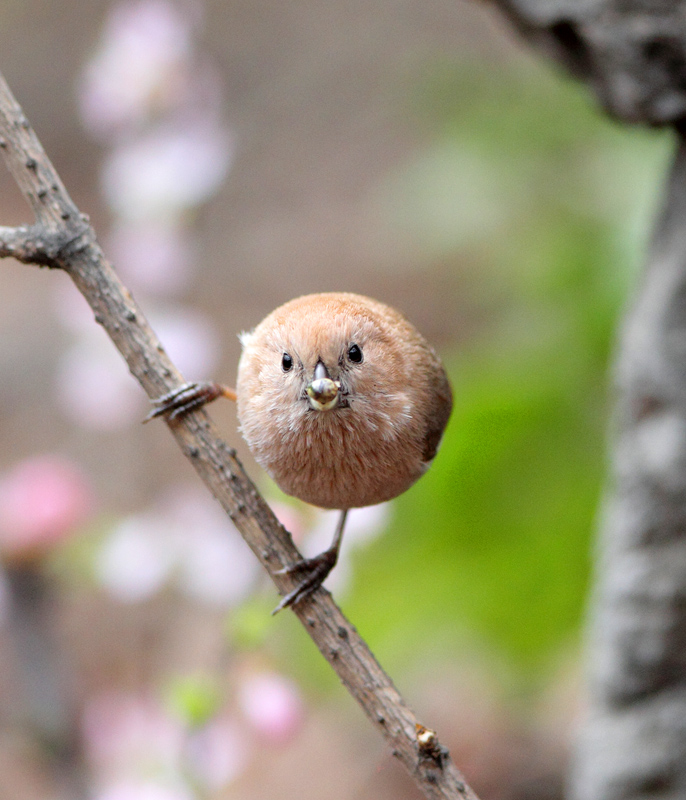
[148,292,453,611]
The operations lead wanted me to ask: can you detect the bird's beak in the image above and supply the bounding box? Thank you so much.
[306,361,340,411]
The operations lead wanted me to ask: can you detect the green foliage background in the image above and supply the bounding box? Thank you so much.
[260,59,672,691]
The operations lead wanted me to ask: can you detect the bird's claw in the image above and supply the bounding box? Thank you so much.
[144,381,231,422]
[272,549,338,614]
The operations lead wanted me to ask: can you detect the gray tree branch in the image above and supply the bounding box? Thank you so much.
[491,0,686,127]
[0,71,477,800]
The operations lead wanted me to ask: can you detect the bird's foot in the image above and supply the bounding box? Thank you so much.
[144,381,236,422]
[272,548,338,614]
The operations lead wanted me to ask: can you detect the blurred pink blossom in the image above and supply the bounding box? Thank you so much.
[179,526,253,606]
[269,501,310,545]
[78,0,197,138]
[165,487,259,606]
[56,305,219,432]
[83,690,185,774]
[148,306,220,380]
[102,121,232,220]
[84,690,250,795]
[69,0,231,448]
[57,334,144,430]
[0,455,94,561]
[107,222,194,295]
[52,278,99,334]
[237,671,303,744]
[186,716,248,789]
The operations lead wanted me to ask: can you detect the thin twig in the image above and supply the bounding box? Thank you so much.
[0,70,478,800]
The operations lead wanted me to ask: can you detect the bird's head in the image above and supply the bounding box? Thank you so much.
[236,293,404,426]
[246,323,368,415]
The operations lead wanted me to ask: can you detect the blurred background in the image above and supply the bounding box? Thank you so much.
[0,1,674,798]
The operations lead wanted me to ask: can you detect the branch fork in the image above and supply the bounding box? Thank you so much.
[0,221,92,266]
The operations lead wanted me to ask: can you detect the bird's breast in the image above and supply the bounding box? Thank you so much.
[245,399,425,510]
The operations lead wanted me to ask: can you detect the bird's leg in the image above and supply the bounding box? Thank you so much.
[143,382,237,422]
[272,509,348,614]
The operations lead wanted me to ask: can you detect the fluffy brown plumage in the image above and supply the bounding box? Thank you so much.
[147,292,452,610]
[237,292,452,511]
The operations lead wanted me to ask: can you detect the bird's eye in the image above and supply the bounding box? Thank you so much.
[347,343,363,364]
[282,353,293,372]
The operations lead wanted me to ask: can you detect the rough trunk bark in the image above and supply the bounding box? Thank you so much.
[487,2,686,798]
[571,134,686,799]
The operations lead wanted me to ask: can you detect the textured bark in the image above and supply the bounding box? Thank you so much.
[493,1,686,126]
[570,137,686,800]
[488,1,686,798]
[572,134,686,800]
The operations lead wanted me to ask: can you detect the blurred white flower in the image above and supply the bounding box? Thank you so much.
[148,306,220,380]
[237,671,303,744]
[178,525,258,606]
[84,690,250,794]
[56,304,219,432]
[70,0,232,444]
[78,0,196,138]
[107,222,195,295]
[83,690,186,775]
[94,779,193,800]
[302,503,392,595]
[161,486,260,606]
[102,121,232,220]
[95,515,176,602]
[186,716,248,789]
[57,333,144,430]
[342,502,392,544]
[95,486,258,606]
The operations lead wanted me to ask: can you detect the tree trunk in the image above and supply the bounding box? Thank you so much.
[487,2,686,797]
[571,134,686,799]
